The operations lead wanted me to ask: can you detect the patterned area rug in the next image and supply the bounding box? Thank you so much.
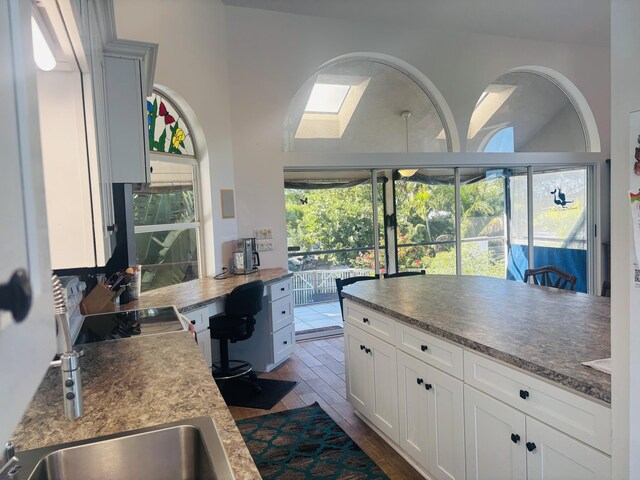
[236,403,389,480]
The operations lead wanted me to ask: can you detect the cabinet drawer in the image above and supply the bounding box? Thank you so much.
[183,307,208,332]
[344,300,394,343]
[464,350,611,454]
[273,323,295,365]
[270,295,293,331]
[396,323,463,380]
[269,277,292,301]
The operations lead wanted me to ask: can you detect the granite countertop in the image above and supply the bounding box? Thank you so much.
[12,332,260,479]
[341,275,611,404]
[122,267,291,314]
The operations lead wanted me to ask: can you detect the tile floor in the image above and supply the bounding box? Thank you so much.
[294,301,343,332]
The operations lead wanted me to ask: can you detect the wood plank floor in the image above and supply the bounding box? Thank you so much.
[228,335,423,480]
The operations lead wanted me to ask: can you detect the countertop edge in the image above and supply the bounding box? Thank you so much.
[342,292,611,405]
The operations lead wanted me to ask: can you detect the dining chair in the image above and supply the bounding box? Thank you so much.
[383,270,426,279]
[523,265,577,291]
[335,275,380,317]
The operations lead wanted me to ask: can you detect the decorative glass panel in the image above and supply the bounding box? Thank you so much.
[147,90,195,156]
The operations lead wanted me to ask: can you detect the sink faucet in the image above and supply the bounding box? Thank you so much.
[51,274,83,420]
[0,441,18,477]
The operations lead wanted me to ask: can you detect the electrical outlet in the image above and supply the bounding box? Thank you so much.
[256,239,273,251]
[253,228,273,239]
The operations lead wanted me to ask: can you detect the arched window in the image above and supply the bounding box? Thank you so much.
[284,58,452,153]
[133,88,201,292]
[468,71,589,152]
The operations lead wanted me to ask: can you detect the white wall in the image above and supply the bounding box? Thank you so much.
[611,1,640,477]
[224,6,611,268]
[112,0,237,275]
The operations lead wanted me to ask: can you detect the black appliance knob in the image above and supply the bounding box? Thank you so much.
[65,379,74,388]
[0,269,32,322]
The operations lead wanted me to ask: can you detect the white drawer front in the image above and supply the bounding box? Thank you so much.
[464,350,611,454]
[344,300,394,343]
[396,323,463,380]
[183,307,208,332]
[269,277,293,301]
[271,294,293,331]
[273,323,296,364]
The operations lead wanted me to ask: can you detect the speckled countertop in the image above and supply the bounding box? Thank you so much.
[12,332,261,479]
[342,275,611,404]
[122,267,291,314]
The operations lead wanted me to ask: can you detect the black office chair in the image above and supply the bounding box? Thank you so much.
[523,265,577,291]
[601,280,611,297]
[209,280,264,391]
[383,270,426,279]
[335,275,379,317]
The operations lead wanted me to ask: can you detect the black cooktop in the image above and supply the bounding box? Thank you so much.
[74,307,184,345]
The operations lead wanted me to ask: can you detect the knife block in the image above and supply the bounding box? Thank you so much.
[80,283,126,315]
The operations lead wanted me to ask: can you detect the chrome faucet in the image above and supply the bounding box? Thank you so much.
[51,274,83,420]
[0,441,18,477]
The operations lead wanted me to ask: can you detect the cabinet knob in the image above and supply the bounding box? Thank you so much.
[519,389,530,400]
[526,442,536,452]
[511,433,520,444]
[360,344,366,351]
[280,287,285,291]
[416,378,424,385]
[0,269,32,322]
[362,317,369,324]
[107,223,118,233]
[283,340,288,345]
[149,166,153,173]
[190,320,196,325]
[424,383,432,390]
[421,344,428,352]
[282,310,286,315]
[365,347,371,354]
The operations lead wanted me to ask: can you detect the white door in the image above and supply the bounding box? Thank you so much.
[0,0,57,446]
[526,417,611,480]
[369,332,399,443]
[344,323,371,415]
[426,364,465,480]
[464,385,526,480]
[397,351,429,470]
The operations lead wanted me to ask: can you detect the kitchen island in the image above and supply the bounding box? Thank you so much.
[341,275,611,480]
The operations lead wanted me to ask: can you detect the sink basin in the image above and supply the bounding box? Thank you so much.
[13,417,233,480]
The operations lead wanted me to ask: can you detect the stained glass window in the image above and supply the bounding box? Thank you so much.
[147,90,195,157]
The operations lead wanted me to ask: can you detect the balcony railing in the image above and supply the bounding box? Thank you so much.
[292,268,371,306]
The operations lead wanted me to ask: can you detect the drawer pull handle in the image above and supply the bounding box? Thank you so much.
[282,310,286,315]
[519,389,530,400]
[511,433,520,444]
[360,344,366,351]
[362,317,370,324]
[416,378,424,385]
[420,344,428,352]
[365,347,371,354]
[283,340,288,345]
[280,287,285,291]
[424,383,432,390]
[526,442,536,452]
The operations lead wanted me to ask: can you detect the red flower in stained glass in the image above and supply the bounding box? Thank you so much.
[158,101,176,125]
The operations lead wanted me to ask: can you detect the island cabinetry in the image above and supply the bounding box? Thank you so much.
[464,350,611,454]
[397,351,465,480]
[344,321,399,443]
[183,306,213,371]
[344,300,394,343]
[465,385,611,480]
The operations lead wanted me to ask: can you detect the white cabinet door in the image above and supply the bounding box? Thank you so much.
[464,385,527,480]
[369,332,399,443]
[0,0,56,447]
[104,55,149,184]
[397,351,430,470]
[425,364,465,480]
[526,417,611,480]
[344,323,370,415]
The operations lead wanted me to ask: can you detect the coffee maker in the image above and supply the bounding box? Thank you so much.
[233,238,260,274]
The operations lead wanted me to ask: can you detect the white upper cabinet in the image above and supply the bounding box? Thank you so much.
[38,0,156,269]
[0,0,57,447]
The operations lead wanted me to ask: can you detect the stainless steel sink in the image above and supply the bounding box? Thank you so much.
[11,417,233,480]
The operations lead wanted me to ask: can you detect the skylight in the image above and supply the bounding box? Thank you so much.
[305,84,350,113]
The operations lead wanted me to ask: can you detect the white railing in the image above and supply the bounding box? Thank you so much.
[292,268,371,306]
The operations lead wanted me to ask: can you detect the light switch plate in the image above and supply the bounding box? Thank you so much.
[253,228,272,239]
[256,239,273,251]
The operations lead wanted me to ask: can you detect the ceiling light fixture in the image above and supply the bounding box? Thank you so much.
[31,15,56,71]
[398,111,418,178]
